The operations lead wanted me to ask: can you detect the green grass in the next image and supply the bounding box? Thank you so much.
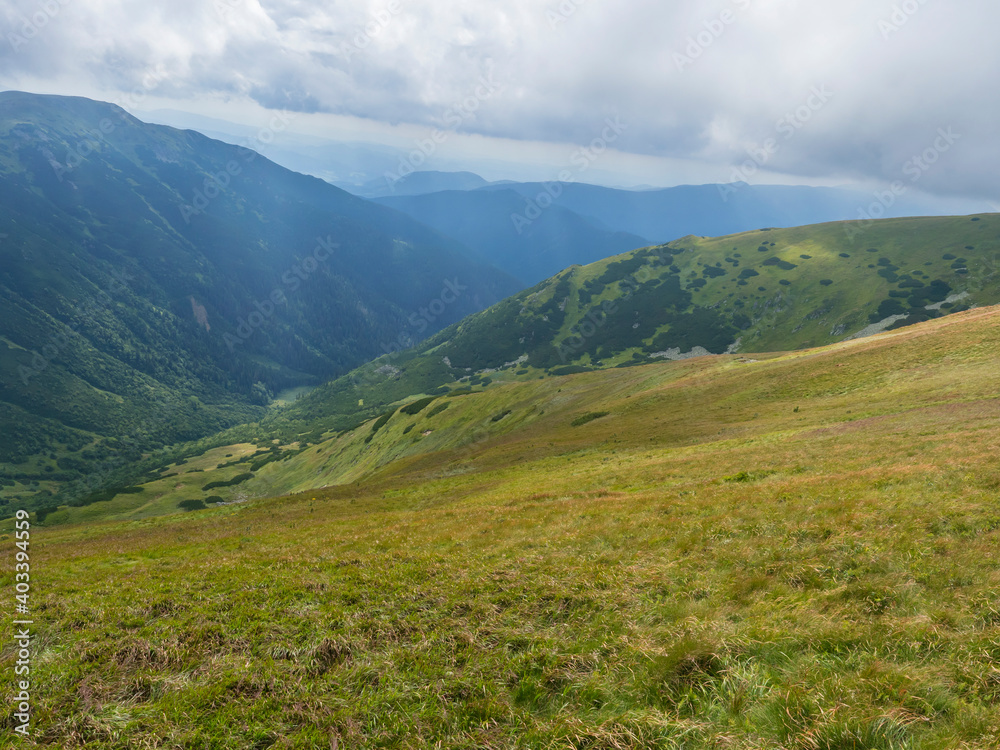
[6,307,1000,746]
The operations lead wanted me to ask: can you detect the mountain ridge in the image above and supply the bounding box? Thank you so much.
[375,188,652,284]
[0,91,520,505]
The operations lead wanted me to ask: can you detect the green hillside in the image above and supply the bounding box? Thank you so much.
[23,213,998,520]
[217,214,1000,447]
[0,92,520,513]
[7,304,1000,746]
[429,213,998,368]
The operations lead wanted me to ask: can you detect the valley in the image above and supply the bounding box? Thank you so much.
[7,209,998,525]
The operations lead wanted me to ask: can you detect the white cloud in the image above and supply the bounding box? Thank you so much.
[0,0,996,198]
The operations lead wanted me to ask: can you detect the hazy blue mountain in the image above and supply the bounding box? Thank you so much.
[0,91,519,477]
[355,170,492,198]
[476,181,979,245]
[377,180,980,286]
[376,188,650,284]
[138,108,405,188]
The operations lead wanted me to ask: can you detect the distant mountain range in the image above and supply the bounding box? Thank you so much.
[474,181,959,244]
[358,170,493,198]
[0,91,519,478]
[376,188,650,285]
[136,108,990,287]
[377,180,987,284]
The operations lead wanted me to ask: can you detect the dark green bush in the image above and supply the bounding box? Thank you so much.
[572,411,609,427]
[427,403,451,418]
[250,453,283,472]
[551,366,591,376]
[762,257,797,271]
[400,397,437,416]
[869,298,907,323]
[202,473,254,491]
[179,499,207,511]
[34,506,59,523]
[371,411,394,433]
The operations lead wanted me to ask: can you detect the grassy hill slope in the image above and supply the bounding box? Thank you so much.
[7,305,1000,746]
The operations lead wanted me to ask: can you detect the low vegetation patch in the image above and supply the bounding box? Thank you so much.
[399,396,438,416]
[723,469,778,483]
[427,403,451,418]
[572,411,610,427]
[201,472,254,491]
[178,499,207,511]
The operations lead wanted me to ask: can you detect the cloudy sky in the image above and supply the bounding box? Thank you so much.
[1,0,996,202]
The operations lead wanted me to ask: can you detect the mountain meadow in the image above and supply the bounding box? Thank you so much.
[3,0,998,746]
[5,299,1000,747]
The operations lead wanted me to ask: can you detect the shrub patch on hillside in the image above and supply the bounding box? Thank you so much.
[572,411,610,427]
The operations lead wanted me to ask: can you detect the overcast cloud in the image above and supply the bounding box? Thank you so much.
[1,0,996,200]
